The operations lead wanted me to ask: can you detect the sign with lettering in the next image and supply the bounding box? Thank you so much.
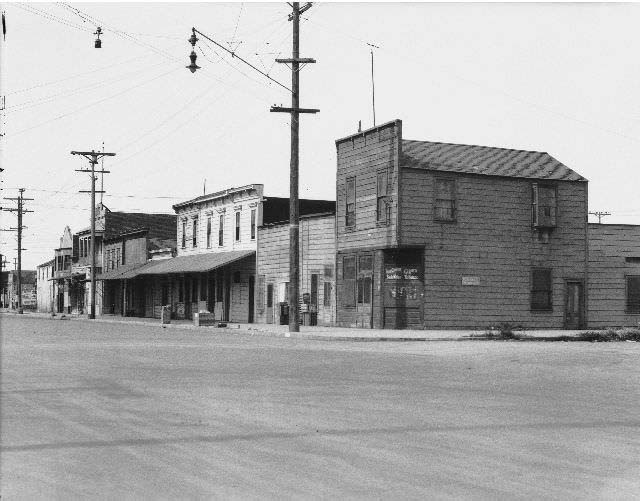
[385,266,403,280]
[462,276,480,286]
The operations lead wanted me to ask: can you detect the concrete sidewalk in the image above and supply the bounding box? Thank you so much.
[1,310,589,341]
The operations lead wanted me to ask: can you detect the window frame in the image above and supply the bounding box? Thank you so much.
[626,275,640,314]
[531,182,558,228]
[531,268,553,311]
[345,176,356,229]
[181,221,186,248]
[206,216,212,248]
[235,211,241,241]
[192,218,198,248]
[250,209,256,240]
[434,176,457,223]
[376,169,390,225]
[342,255,357,307]
[218,214,224,246]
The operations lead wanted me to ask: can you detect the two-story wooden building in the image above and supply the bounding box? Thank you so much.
[335,119,589,329]
[97,212,177,317]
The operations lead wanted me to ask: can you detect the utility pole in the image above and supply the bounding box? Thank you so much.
[589,211,611,224]
[187,3,318,333]
[71,149,115,319]
[2,188,33,314]
[367,43,379,127]
[271,2,319,333]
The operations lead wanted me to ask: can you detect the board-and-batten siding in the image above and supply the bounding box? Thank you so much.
[588,224,640,327]
[400,168,588,329]
[336,122,400,251]
[256,215,336,325]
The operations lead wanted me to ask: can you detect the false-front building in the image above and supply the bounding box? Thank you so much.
[335,119,589,329]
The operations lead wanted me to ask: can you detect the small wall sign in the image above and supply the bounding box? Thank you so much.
[462,276,480,286]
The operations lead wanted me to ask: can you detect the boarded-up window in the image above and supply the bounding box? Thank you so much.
[377,170,390,224]
[323,281,332,306]
[342,255,356,307]
[218,214,224,246]
[532,183,557,227]
[531,268,552,311]
[251,209,256,240]
[345,177,356,228]
[206,217,212,248]
[627,276,640,313]
[435,178,456,221]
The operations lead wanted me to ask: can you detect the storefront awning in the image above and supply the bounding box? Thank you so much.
[137,250,255,276]
[96,261,160,281]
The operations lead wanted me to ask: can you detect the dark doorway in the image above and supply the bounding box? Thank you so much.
[248,275,255,323]
[565,280,584,329]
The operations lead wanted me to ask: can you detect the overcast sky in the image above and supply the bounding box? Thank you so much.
[1,1,639,269]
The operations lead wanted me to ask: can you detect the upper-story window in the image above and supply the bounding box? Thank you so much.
[435,177,456,222]
[192,218,198,247]
[531,183,557,228]
[235,211,241,241]
[377,170,390,224]
[219,214,224,246]
[251,209,256,240]
[345,176,356,228]
[181,221,186,248]
[206,216,212,248]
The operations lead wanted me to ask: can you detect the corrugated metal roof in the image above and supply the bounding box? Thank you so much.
[402,140,587,182]
[138,250,255,276]
[96,261,158,281]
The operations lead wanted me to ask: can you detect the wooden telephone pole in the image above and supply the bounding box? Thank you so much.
[271,2,319,333]
[2,188,33,313]
[72,149,115,319]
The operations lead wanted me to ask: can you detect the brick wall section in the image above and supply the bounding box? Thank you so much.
[588,223,640,328]
[400,168,588,329]
[336,120,401,251]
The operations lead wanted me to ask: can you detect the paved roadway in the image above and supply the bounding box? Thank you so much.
[1,315,639,499]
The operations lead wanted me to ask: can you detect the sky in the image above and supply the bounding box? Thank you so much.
[1,1,639,269]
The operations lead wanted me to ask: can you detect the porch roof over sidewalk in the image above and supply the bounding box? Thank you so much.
[137,250,255,276]
[96,261,159,281]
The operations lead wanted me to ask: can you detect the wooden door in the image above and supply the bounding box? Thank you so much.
[565,281,584,329]
[248,275,255,323]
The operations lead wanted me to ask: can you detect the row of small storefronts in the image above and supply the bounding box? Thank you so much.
[37,120,640,329]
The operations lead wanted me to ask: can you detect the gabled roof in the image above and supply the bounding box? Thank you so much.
[402,140,587,182]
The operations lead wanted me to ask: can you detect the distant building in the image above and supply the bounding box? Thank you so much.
[1,270,37,310]
[334,119,589,329]
[97,212,177,317]
[588,223,640,327]
[36,259,55,313]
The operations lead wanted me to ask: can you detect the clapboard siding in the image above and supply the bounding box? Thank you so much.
[256,214,336,325]
[588,223,640,327]
[336,120,401,251]
[399,169,588,329]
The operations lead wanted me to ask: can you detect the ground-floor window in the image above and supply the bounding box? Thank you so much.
[627,276,640,313]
